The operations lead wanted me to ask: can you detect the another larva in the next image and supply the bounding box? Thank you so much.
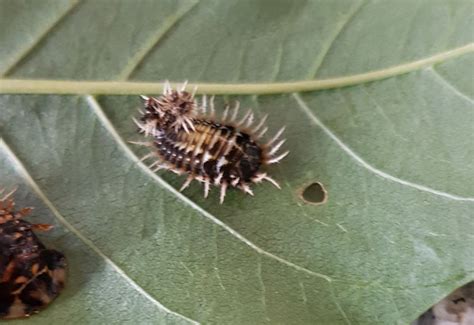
[132,82,289,203]
[0,188,66,319]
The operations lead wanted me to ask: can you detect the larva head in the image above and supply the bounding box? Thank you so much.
[140,89,197,133]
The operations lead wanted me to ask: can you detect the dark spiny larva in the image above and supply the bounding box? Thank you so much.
[132,82,289,203]
[0,188,66,320]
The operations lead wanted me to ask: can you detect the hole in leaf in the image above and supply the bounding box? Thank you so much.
[300,182,327,205]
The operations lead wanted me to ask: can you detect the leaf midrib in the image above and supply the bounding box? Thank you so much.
[0,43,472,95]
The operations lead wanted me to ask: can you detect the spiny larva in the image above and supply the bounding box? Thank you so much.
[0,188,67,319]
[132,82,289,203]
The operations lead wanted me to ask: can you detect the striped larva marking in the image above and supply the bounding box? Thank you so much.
[132,81,289,203]
[0,188,66,319]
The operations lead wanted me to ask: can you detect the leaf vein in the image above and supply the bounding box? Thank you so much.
[330,285,352,325]
[293,93,474,202]
[1,0,81,77]
[270,40,284,81]
[85,94,333,282]
[0,138,200,325]
[429,67,473,104]
[257,256,271,322]
[118,0,199,80]
[306,0,366,78]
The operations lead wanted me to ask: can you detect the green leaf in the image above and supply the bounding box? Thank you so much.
[0,0,473,324]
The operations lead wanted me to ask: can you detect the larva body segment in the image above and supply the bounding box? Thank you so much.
[134,82,289,203]
[155,120,263,190]
[0,189,66,319]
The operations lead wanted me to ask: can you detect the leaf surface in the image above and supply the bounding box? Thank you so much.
[0,1,473,324]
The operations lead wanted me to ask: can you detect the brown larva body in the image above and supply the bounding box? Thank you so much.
[133,82,288,203]
[154,120,263,188]
[0,189,66,319]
